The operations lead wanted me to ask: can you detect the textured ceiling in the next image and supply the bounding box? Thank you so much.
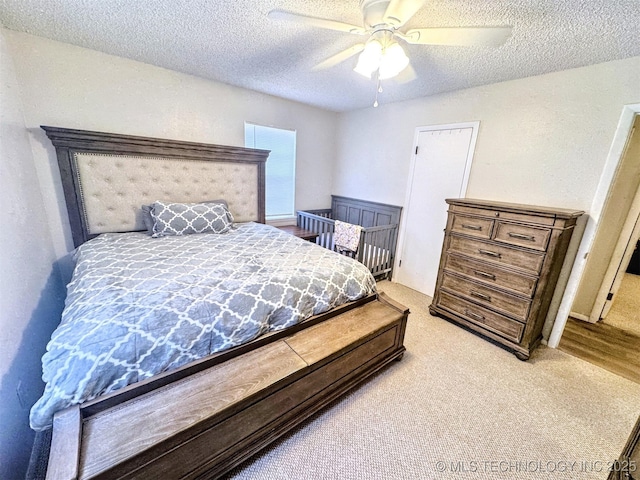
[1,0,639,112]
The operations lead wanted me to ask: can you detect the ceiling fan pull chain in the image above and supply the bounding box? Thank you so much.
[373,75,382,107]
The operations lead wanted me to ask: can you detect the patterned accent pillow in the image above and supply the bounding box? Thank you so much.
[150,201,234,237]
[141,200,230,235]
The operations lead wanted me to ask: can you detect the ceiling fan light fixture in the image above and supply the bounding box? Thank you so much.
[378,41,409,79]
[353,39,383,78]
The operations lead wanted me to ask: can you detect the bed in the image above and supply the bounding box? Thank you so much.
[297,196,402,280]
[30,126,409,480]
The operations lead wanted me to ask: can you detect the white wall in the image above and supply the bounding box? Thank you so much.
[0,30,67,478]
[335,56,640,341]
[1,28,338,477]
[335,57,640,210]
[3,30,338,263]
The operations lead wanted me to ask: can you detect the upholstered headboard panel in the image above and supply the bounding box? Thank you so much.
[73,153,259,234]
[42,126,269,247]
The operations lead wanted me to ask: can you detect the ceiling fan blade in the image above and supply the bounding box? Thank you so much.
[383,0,427,27]
[402,26,512,46]
[312,44,366,71]
[268,9,366,35]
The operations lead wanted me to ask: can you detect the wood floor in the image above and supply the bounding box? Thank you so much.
[559,318,640,384]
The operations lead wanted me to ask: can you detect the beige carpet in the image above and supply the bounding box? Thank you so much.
[226,281,640,480]
[603,273,640,337]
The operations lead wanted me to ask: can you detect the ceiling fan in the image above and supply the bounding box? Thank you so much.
[269,0,512,102]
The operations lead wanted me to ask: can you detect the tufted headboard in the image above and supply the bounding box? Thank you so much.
[42,126,269,247]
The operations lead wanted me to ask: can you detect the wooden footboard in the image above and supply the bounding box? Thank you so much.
[43,293,408,480]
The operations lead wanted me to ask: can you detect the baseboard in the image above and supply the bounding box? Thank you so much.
[569,311,591,322]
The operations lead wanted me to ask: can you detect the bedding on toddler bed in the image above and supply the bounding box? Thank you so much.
[30,222,376,431]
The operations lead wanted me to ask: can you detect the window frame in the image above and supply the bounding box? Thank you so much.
[244,122,297,221]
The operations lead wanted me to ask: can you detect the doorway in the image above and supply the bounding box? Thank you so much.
[558,113,640,383]
[578,114,640,326]
[560,224,640,384]
[394,122,479,296]
[598,198,640,336]
[603,255,640,337]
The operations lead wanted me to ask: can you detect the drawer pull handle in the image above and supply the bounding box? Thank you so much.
[462,224,482,231]
[479,249,502,258]
[473,270,496,280]
[465,309,485,321]
[470,291,492,302]
[508,232,535,241]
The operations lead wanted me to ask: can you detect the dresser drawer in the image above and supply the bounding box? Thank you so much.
[451,214,493,239]
[449,204,499,219]
[448,235,545,275]
[493,221,551,251]
[449,202,556,226]
[441,273,531,321]
[444,253,538,297]
[437,291,525,343]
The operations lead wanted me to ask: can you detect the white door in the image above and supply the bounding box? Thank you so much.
[599,199,640,321]
[395,123,479,296]
[589,118,640,322]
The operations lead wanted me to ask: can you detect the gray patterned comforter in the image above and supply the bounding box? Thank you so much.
[30,222,376,430]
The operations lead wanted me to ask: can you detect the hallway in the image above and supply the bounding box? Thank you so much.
[560,273,640,384]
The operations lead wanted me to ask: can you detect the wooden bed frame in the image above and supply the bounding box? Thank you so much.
[33,127,409,480]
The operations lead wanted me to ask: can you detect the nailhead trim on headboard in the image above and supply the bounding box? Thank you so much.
[42,126,269,247]
[73,153,259,235]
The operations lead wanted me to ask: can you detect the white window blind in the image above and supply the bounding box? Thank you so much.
[244,123,296,220]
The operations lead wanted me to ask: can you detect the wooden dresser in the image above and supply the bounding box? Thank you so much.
[429,199,583,360]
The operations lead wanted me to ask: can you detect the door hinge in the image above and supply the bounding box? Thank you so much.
[607,292,614,301]
[399,259,402,267]
[415,146,419,155]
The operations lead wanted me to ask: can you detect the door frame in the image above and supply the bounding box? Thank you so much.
[598,201,640,320]
[393,121,479,283]
[548,104,640,348]
[569,116,640,323]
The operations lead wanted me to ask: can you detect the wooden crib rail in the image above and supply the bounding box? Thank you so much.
[297,210,334,250]
[358,224,399,279]
[297,208,400,280]
[300,208,332,219]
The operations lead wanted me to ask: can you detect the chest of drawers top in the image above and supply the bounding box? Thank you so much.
[447,198,583,230]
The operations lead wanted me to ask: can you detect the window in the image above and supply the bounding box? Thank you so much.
[244,123,297,220]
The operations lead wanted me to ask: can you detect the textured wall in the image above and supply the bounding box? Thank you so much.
[3,30,338,262]
[335,57,640,210]
[0,30,66,479]
[334,56,640,335]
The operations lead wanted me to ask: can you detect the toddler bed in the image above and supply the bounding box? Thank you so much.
[29,127,408,479]
[296,196,402,280]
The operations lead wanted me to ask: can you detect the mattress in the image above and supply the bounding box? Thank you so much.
[360,243,392,269]
[30,222,376,430]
